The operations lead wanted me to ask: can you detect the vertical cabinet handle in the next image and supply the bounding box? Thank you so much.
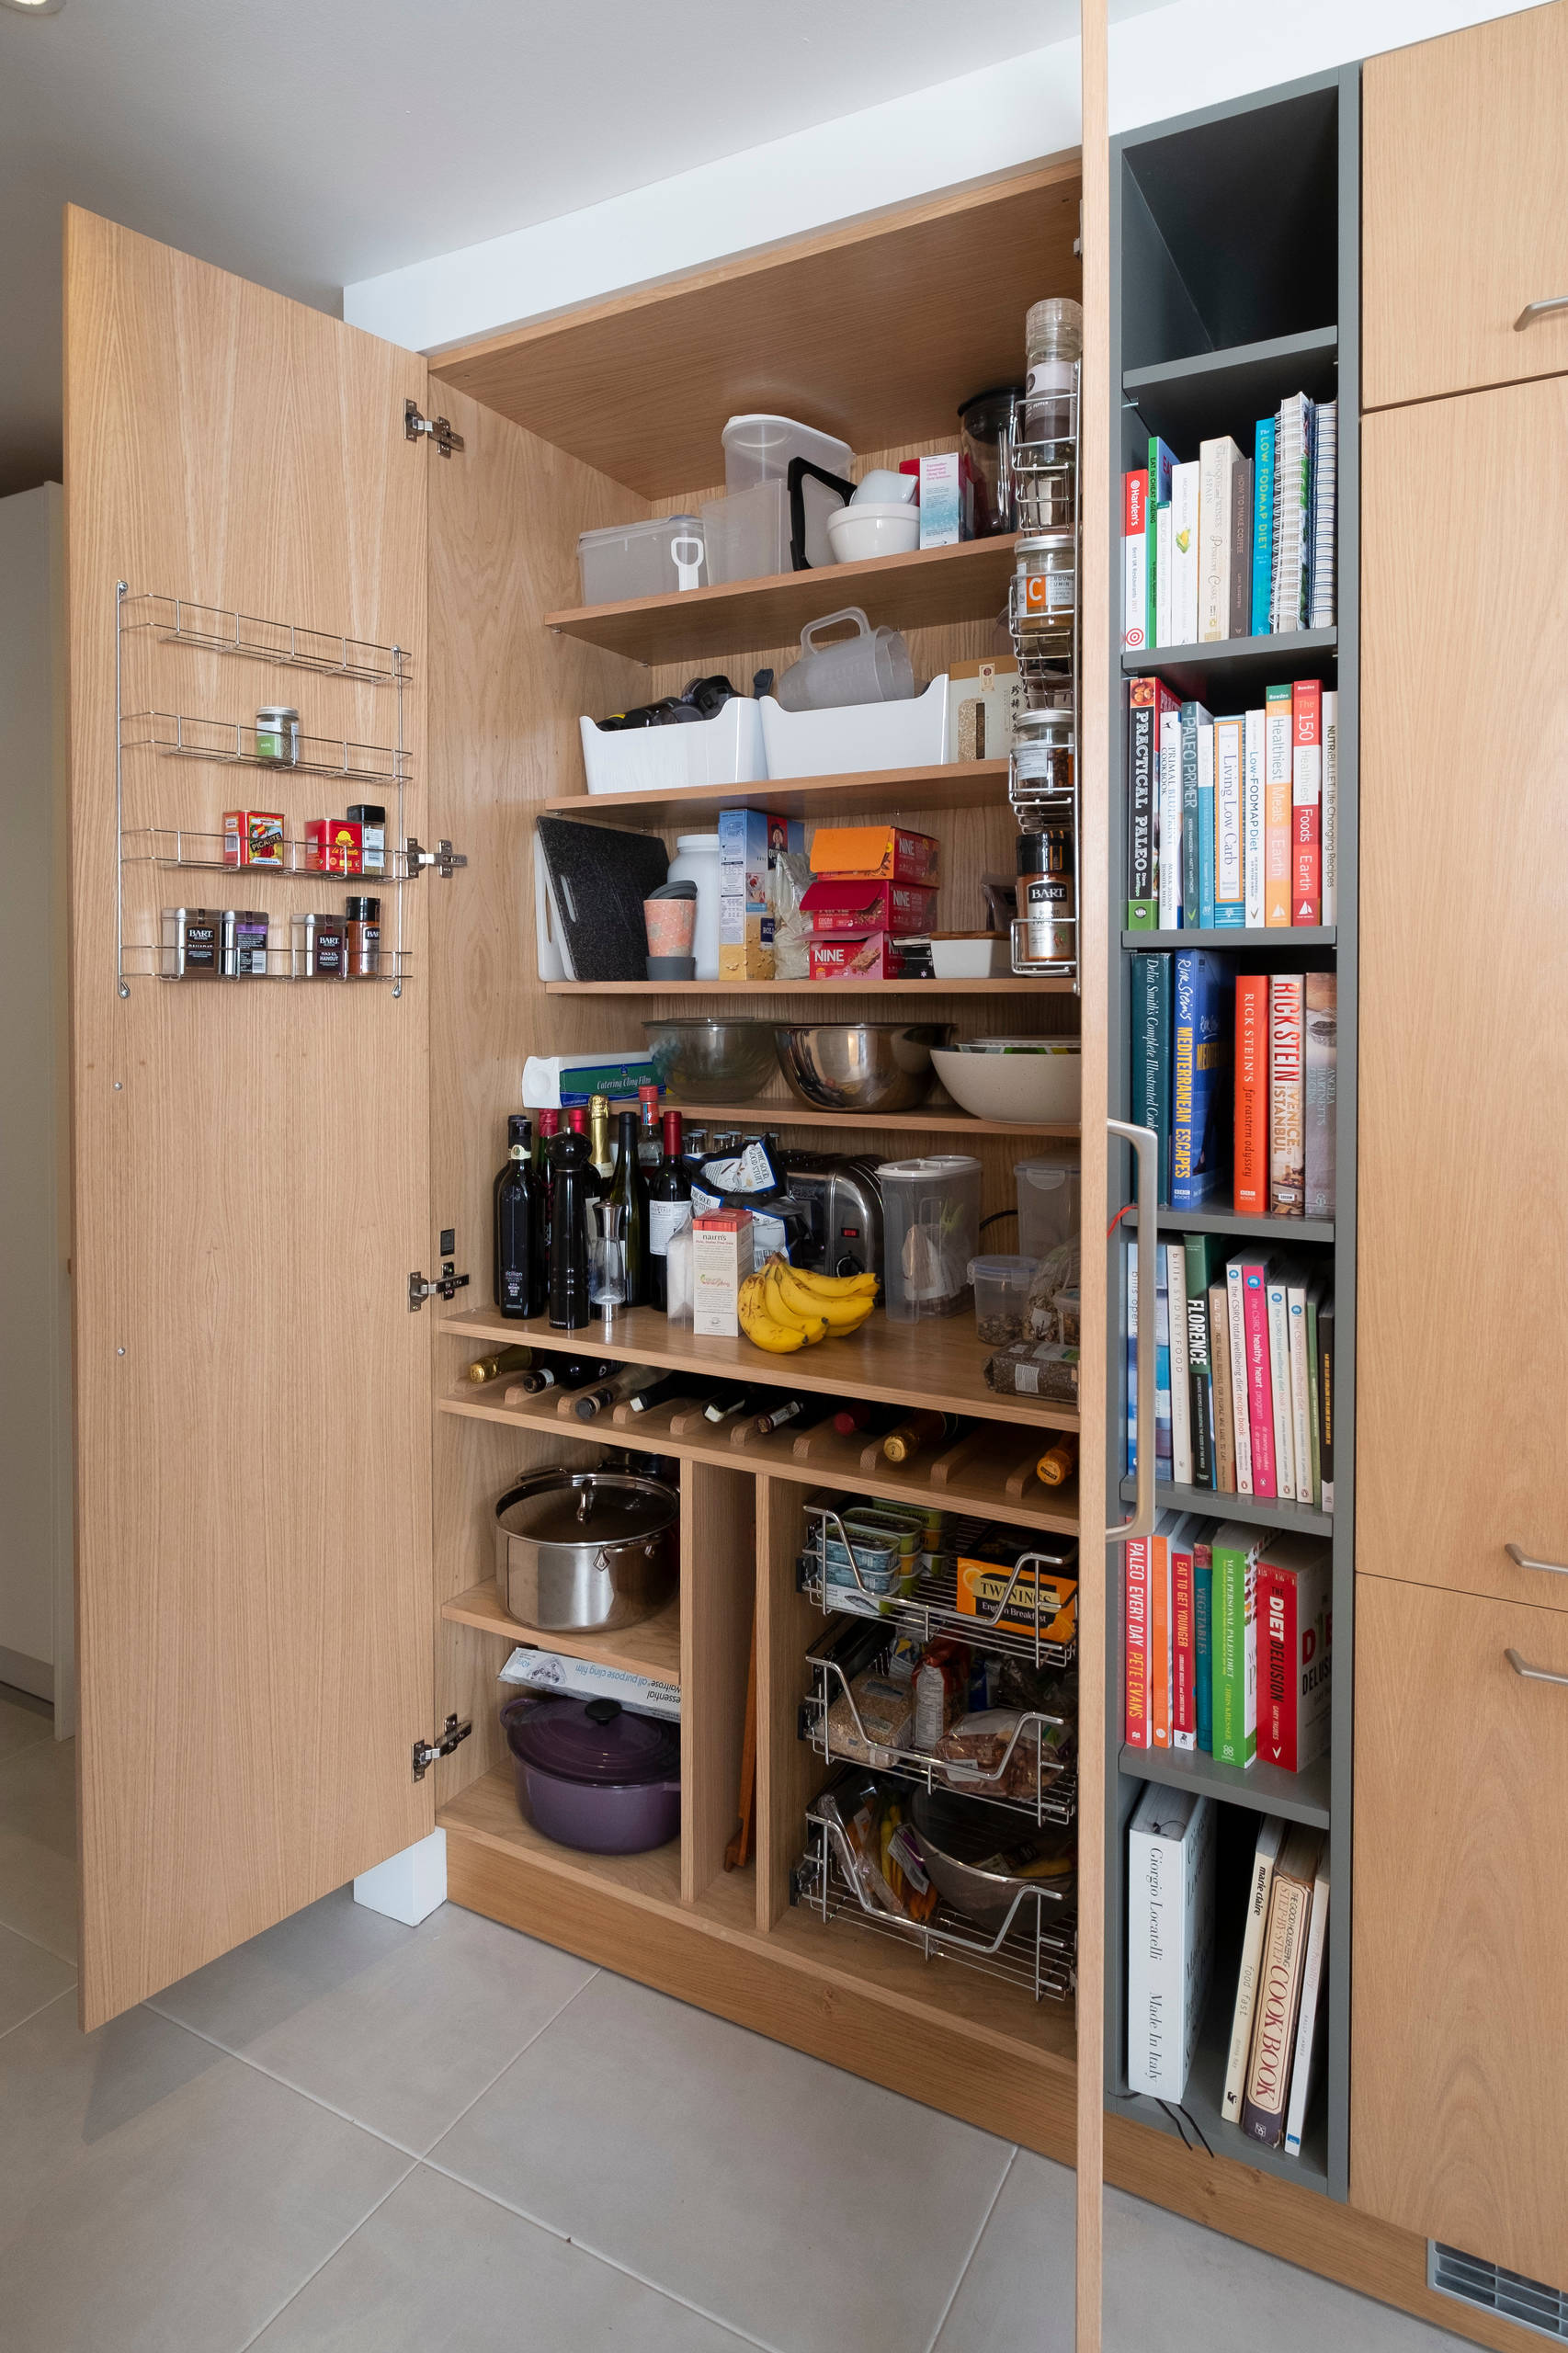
[1107,1119,1159,1541]
[1505,1542,1568,1577]
[1514,296,1568,330]
[1506,1647,1568,1687]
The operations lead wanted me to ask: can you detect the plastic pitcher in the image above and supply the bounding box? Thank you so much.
[775,608,915,713]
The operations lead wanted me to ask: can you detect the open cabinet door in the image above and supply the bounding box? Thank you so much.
[65,208,437,2028]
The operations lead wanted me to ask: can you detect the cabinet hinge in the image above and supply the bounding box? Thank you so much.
[404,398,465,458]
[412,1712,472,1780]
[409,1259,470,1311]
[404,835,468,880]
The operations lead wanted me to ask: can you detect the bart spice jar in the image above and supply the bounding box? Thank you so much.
[345,896,381,978]
[290,911,347,978]
[1017,828,1074,963]
[161,906,222,978]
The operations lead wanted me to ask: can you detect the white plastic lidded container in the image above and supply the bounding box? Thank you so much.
[876,1155,983,1323]
[577,515,704,606]
[722,415,853,493]
[665,834,723,981]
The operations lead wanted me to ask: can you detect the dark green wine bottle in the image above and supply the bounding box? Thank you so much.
[607,1109,646,1307]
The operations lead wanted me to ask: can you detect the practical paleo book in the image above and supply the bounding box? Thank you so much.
[1171,949,1232,1210]
[1126,678,1176,928]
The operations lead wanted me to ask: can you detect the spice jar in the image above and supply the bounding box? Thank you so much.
[1013,706,1075,795]
[345,895,381,978]
[1016,828,1075,964]
[347,802,386,875]
[290,910,347,979]
[1014,533,1076,639]
[1020,296,1083,446]
[255,706,300,766]
[222,908,270,976]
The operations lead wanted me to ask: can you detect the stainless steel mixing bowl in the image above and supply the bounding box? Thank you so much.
[772,1020,954,1113]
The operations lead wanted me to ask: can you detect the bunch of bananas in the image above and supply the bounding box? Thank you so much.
[738,1255,879,1355]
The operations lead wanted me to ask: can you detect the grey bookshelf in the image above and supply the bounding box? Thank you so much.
[1104,65,1359,2205]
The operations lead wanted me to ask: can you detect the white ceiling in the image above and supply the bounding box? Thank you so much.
[0,0,1176,499]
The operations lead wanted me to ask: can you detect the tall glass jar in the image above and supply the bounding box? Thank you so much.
[1021,297,1084,446]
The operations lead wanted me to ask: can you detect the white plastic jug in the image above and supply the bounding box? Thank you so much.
[665,834,722,980]
[775,608,915,713]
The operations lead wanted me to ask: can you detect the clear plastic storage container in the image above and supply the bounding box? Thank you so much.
[577,515,704,605]
[970,1254,1035,1345]
[722,414,853,492]
[1015,1158,1082,1259]
[876,1154,982,1323]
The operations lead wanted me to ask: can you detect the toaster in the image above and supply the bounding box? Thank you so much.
[781,1153,883,1279]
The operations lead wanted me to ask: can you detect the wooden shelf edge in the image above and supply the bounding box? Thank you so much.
[544,977,1076,996]
[440,1581,683,1686]
[545,532,1018,640]
[543,758,1010,825]
[664,1101,1081,1140]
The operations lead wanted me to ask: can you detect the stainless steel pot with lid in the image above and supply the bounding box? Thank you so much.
[494,1466,679,1633]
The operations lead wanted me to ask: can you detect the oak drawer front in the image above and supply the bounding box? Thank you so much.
[1365,4,1568,408]
[1359,382,1568,1616]
[1352,1574,1568,2284]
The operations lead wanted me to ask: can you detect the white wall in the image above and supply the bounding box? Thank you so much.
[0,483,73,1723]
[345,0,1544,358]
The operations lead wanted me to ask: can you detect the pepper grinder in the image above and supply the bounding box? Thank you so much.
[547,1128,593,1331]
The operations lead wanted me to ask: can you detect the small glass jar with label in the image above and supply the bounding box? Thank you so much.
[255,706,300,765]
[1011,533,1076,643]
[1011,706,1075,797]
[344,895,381,978]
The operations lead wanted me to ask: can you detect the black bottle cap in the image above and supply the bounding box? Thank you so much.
[346,803,386,824]
[1016,832,1049,877]
[507,1113,531,1149]
[345,895,381,920]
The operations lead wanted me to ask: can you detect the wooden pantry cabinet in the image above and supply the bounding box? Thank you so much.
[1363,0,1568,412]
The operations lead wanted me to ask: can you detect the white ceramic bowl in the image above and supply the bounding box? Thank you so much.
[825,502,921,564]
[929,934,1011,979]
[852,469,917,506]
[931,1043,1082,1124]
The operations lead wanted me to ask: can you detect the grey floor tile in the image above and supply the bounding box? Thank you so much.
[251,2161,753,2351]
[0,1994,411,2353]
[431,1971,1012,2353]
[934,2149,1475,2353]
[0,1918,75,2037]
[0,1731,76,1961]
[151,1886,597,2154]
[0,1687,53,1761]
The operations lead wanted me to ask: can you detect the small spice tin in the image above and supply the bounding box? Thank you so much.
[161,906,223,979]
[255,707,301,766]
[344,895,381,978]
[303,818,362,874]
[347,802,387,875]
[290,911,347,979]
[222,908,270,976]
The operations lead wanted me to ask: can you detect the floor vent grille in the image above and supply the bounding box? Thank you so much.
[1430,2243,1568,2343]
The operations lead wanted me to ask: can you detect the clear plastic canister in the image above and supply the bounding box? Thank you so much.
[875,1155,983,1322]
[1015,1157,1082,1259]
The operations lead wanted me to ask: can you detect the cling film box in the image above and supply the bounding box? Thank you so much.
[954,1529,1079,1642]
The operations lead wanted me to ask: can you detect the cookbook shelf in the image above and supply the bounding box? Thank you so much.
[441,1578,683,1685]
[544,977,1075,997]
[438,1385,1079,1533]
[544,758,1011,827]
[544,535,1021,665]
[1111,1982,1330,2192]
[1121,1200,1335,1244]
[1120,927,1336,951]
[1118,1740,1332,1833]
[440,1305,1080,1436]
[1119,627,1336,701]
[1116,1475,1333,1540]
[1121,325,1339,451]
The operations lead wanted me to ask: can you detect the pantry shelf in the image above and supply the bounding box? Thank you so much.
[1121,928,1336,951]
[544,535,1021,665]
[1118,1475,1332,1539]
[119,591,412,683]
[545,977,1075,997]
[441,1580,683,1686]
[544,760,1011,827]
[439,1305,1080,1437]
[1121,326,1339,452]
[1121,1200,1335,1244]
[119,710,411,786]
[1119,1742,1332,1832]
[1119,628,1336,702]
[664,1100,1080,1140]
[437,1387,1079,1534]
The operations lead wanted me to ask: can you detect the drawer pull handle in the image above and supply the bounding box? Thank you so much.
[1515,296,1568,330]
[1506,1647,1568,1687]
[1505,1542,1568,1576]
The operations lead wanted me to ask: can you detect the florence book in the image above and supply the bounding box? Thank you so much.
[1242,1826,1323,2145]
[1184,1233,1225,1489]
[1221,1813,1287,2121]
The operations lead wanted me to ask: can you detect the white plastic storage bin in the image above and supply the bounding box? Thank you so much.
[722,415,852,491]
[877,1155,983,1323]
[579,700,767,796]
[577,515,704,606]
[758,676,949,779]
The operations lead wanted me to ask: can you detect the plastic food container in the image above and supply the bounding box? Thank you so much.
[700,481,790,585]
[877,1154,982,1323]
[774,608,914,713]
[578,699,766,796]
[1016,1158,1082,1259]
[577,515,704,606]
[722,414,852,492]
[970,1254,1035,1345]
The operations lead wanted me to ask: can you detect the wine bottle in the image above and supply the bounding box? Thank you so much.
[646,1110,692,1313]
[465,1344,533,1385]
[636,1084,664,1175]
[548,1129,595,1331]
[606,1109,646,1307]
[532,1108,559,1312]
[504,1357,614,1403]
[574,1364,655,1421]
[735,1396,805,1440]
[1036,1434,1079,1487]
[588,1093,615,1187]
[881,1410,961,1464]
[494,1114,546,1320]
[627,1372,685,1415]
[701,1385,753,1425]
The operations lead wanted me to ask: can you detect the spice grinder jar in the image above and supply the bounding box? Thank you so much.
[345,895,381,977]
